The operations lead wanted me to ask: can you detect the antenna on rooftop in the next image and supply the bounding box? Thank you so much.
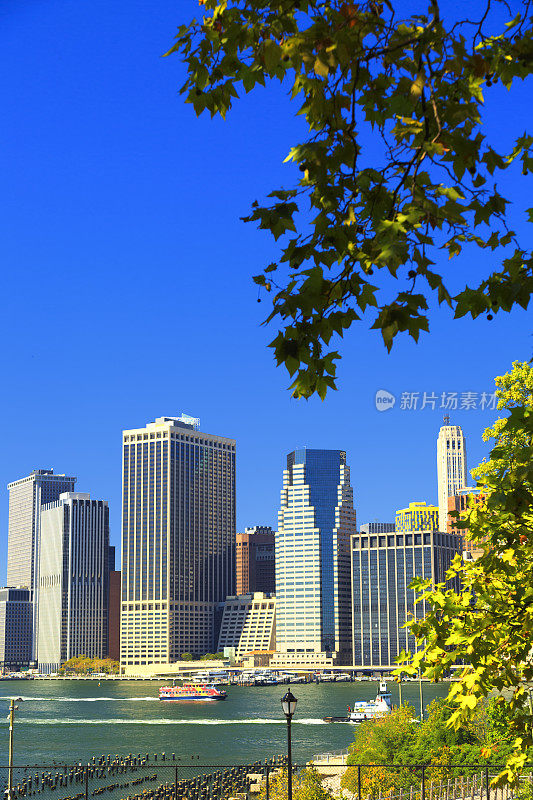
[443,415,450,425]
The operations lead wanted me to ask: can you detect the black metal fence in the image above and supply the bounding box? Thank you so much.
[0,759,528,800]
[0,757,287,800]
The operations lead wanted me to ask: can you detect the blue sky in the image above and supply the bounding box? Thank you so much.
[0,0,531,574]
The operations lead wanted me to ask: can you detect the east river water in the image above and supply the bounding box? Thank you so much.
[0,680,451,768]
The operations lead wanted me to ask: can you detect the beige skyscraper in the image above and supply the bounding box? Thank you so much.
[437,418,468,532]
[120,415,236,669]
[38,492,110,674]
[7,469,77,660]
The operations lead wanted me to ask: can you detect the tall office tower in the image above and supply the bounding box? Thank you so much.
[7,469,77,660]
[38,493,110,674]
[395,501,439,532]
[271,448,356,669]
[120,416,236,669]
[351,530,462,668]
[236,526,275,595]
[437,418,468,532]
[360,522,395,535]
[0,587,33,671]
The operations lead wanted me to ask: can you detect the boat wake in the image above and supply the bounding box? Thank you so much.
[11,717,337,726]
[0,696,159,702]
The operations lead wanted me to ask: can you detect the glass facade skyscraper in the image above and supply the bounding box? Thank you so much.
[351,530,462,667]
[272,448,356,668]
[120,416,236,668]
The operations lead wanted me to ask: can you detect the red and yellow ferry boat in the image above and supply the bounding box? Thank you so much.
[158,683,227,701]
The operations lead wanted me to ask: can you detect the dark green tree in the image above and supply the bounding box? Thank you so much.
[168,0,533,397]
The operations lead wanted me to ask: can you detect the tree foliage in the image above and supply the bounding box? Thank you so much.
[167,0,533,397]
[257,768,333,800]
[342,699,517,797]
[58,656,120,675]
[396,361,533,786]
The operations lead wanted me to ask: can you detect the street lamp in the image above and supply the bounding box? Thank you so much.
[7,698,23,800]
[281,691,297,800]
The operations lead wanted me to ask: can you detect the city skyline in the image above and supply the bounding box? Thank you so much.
[0,411,493,580]
[1,0,529,582]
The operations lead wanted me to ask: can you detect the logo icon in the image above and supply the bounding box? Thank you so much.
[375,389,396,412]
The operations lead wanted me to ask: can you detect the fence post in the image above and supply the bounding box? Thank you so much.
[422,766,426,800]
[266,765,269,800]
[175,765,178,800]
[485,768,489,800]
[84,768,88,800]
[358,765,362,800]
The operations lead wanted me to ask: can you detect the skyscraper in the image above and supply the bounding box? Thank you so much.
[351,529,463,668]
[7,469,77,660]
[38,492,110,674]
[120,415,236,669]
[0,587,33,671]
[271,448,356,668]
[236,526,275,595]
[437,418,468,531]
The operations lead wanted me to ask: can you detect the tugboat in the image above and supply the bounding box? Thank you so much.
[159,682,227,701]
[323,681,392,723]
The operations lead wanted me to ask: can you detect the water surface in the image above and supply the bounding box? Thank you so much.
[0,679,450,766]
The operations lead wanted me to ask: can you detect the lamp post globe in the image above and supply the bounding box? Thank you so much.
[281,692,297,800]
[281,691,297,719]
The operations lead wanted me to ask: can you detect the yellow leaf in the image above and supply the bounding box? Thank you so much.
[410,71,425,97]
[464,694,478,709]
[314,58,329,78]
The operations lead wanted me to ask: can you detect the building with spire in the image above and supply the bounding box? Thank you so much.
[437,418,468,532]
